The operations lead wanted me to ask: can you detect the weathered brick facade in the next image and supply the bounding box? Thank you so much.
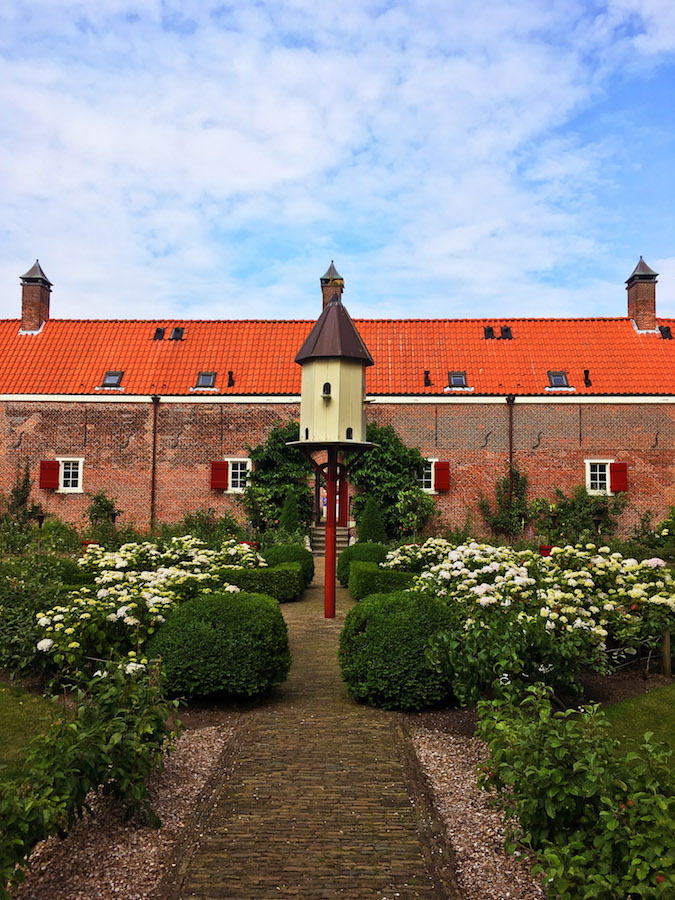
[1,395,672,534]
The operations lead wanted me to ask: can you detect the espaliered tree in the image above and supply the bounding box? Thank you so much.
[243,421,313,531]
[346,422,426,539]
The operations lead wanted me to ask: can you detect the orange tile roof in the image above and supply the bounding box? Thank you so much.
[0,317,673,397]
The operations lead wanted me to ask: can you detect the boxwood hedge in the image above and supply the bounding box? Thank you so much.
[217,562,305,602]
[147,591,291,697]
[347,560,415,600]
[263,544,315,587]
[338,591,454,710]
[336,542,388,586]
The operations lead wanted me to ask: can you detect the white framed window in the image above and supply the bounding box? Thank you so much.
[418,458,438,493]
[585,459,613,495]
[56,457,84,493]
[226,458,251,493]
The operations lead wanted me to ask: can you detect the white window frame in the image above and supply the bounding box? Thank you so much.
[419,458,438,494]
[56,457,84,493]
[225,457,251,493]
[585,459,614,496]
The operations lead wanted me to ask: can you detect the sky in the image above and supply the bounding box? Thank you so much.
[0,0,674,322]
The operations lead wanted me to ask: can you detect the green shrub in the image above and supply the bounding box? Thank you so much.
[264,544,314,587]
[337,542,388,586]
[216,562,305,602]
[356,496,388,543]
[158,508,242,548]
[347,560,415,600]
[338,591,454,710]
[0,661,178,896]
[478,686,675,899]
[147,591,291,697]
[278,492,301,532]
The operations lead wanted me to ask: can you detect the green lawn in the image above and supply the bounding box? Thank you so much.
[0,683,63,780]
[604,683,675,752]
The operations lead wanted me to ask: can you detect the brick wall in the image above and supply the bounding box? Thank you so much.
[0,397,672,534]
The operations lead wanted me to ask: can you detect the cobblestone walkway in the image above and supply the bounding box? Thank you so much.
[166,560,459,899]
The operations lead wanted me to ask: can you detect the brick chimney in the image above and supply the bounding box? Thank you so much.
[20,260,52,333]
[626,256,657,331]
[320,261,344,309]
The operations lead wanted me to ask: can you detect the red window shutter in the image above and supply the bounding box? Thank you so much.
[39,460,60,490]
[210,460,229,490]
[609,462,628,493]
[434,461,450,492]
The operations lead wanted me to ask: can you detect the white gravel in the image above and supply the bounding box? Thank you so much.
[14,724,234,900]
[413,727,546,900]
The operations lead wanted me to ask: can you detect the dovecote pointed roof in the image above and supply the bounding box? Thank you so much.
[626,257,658,283]
[295,295,374,366]
[20,260,52,286]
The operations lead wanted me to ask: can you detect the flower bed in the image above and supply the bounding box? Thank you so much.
[35,536,268,675]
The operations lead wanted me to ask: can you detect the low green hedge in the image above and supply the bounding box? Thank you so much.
[338,591,454,710]
[147,591,291,697]
[263,544,314,587]
[217,562,305,602]
[337,542,388,586]
[348,560,415,600]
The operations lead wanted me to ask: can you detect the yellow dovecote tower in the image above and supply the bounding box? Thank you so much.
[295,266,374,445]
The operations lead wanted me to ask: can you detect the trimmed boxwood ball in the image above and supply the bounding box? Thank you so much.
[147,591,291,697]
[338,591,454,710]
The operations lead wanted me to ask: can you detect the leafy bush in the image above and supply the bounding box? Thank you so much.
[479,467,529,538]
[158,508,242,548]
[264,544,314,587]
[243,421,313,530]
[531,484,628,546]
[279,492,301,532]
[478,686,675,899]
[217,562,305,602]
[357,496,388,543]
[0,661,179,897]
[348,561,415,600]
[346,422,425,538]
[147,591,291,697]
[395,488,437,540]
[338,591,454,710]
[35,517,82,553]
[337,542,388,586]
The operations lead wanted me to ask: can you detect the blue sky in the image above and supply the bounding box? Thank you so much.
[0,0,674,321]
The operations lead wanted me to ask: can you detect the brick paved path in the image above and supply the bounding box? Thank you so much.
[166,560,460,899]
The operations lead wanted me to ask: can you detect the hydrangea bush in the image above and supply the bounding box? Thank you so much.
[382,538,674,704]
[36,536,265,674]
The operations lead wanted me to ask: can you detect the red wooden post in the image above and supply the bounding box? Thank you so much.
[324,447,338,618]
[338,466,348,527]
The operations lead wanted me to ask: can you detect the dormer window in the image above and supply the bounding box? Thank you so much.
[169,327,184,341]
[548,371,568,388]
[448,371,467,388]
[153,327,165,341]
[102,371,123,388]
[196,371,216,388]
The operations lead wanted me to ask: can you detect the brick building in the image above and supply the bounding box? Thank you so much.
[0,259,673,533]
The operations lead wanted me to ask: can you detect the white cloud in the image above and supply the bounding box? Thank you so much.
[0,1,673,322]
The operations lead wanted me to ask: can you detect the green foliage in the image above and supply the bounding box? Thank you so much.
[264,544,315,587]
[347,422,425,538]
[356,495,388,543]
[278,492,301,532]
[479,467,529,538]
[395,488,437,540]
[336,542,388,586]
[338,591,454,710]
[477,686,675,899]
[243,421,313,531]
[147,591,291,697]
[531,485,628,546]
[0,662,179,897]
[36,517,82,553]
[87,490,122,526]
[0,555,91,678]
[158,508,242,548]
[347,560,416,600]
[5,462,42,528]
[217,562,305,602]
